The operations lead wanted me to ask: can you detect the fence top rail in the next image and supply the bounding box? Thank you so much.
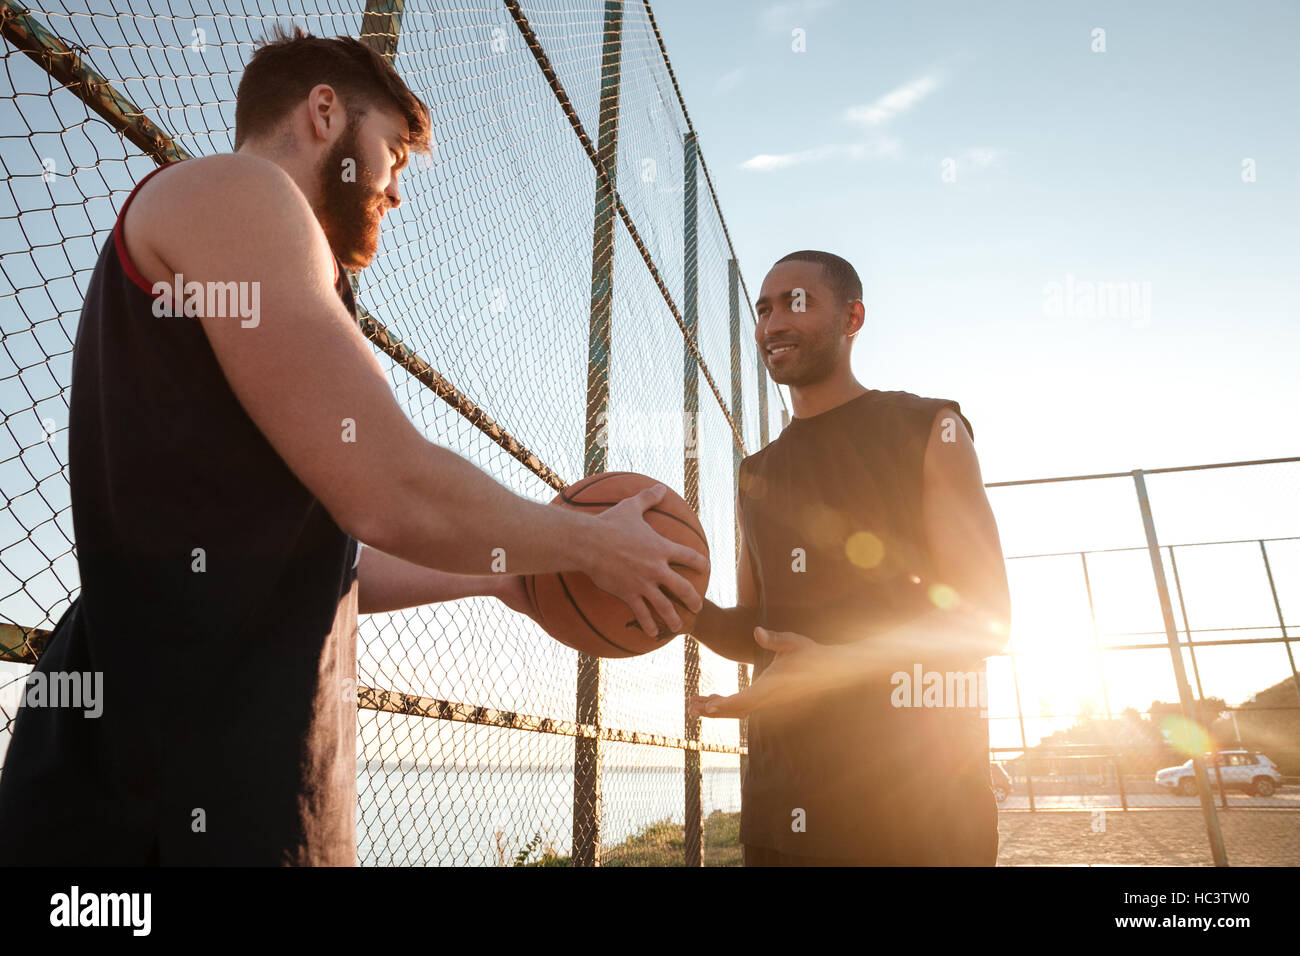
[1005,534,1300,562]
[985,456,1300,488]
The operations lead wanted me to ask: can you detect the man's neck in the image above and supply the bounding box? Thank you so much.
[789,374,868,420]
[234,142,318,210]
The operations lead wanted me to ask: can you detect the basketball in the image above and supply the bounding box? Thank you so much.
[523,472,710,658]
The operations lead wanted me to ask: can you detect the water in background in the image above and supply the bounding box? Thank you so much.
[358,763,742,866]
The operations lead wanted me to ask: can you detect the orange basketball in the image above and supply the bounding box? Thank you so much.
[523,472,710,658]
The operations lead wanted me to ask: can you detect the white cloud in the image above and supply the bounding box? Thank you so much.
[760,0,833,33]
[847,138,902,160]
[740,137,900,172]
[741,144,837,172]
[738,68,942,172]
[843,74,941,126]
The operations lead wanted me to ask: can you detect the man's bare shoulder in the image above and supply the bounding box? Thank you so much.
[138,154,304,216]
[125,154,323,283]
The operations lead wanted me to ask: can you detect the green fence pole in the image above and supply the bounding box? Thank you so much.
[1132,469,1228,865]
[1259,540,1300,702]
[728,257,750,790]
[359,0,404,60]
[681,129,702,867]
[573,0,623,869]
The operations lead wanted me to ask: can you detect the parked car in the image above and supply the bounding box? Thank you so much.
[1154,750,1282,797]
[990,762,1012,802]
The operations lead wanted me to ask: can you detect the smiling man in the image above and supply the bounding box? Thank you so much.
[689,250,1011,866]
[0,28,707,866]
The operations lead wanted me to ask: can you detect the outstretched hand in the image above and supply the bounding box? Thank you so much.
[689,626,841,720]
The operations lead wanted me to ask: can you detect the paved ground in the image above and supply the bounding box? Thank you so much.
[996,807,1300,866]
[998,788,1299,810]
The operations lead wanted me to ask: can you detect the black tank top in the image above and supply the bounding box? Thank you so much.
[738,389,996,862]
[0,160,361,865]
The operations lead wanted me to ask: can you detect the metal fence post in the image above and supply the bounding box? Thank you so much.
[573,0,624,868]
[1131,469,1228,865]
[1081,551,1128,810]
[727,257,750,791]
[359,0,404,60]
[681,129,702,867]
[1259,540,1300,701]
[1080,552,1114,723]
[745,295,769,789]
[1168,546,1229,809]
[1008,643,1036,811]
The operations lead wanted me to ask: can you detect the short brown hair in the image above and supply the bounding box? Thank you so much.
[234,25,432,154]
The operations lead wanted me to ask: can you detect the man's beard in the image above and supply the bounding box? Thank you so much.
[765,320,842,387]
[315,122,386,271]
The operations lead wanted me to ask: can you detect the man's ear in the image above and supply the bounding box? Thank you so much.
[845,300,865,338]
[306,84,341,142]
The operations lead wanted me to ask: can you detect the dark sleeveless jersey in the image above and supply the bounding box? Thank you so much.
[0,161,361,865]
[738,389,997,863]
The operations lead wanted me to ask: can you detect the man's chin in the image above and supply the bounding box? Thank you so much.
[765,364,798,386]
[333,242,378,273]
[320,211,380,273]
[337,254,371,273]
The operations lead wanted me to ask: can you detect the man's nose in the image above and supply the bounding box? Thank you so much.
[385,176,402,210]
[759,311,792,341]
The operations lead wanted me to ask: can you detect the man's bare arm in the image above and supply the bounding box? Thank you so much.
[910,407,1011,664]
[356,547,498,614]
[128,155,707,637]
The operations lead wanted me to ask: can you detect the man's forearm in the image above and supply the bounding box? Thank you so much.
[368,441,599,576]
[357,545,503,614]
[691,599,759,664]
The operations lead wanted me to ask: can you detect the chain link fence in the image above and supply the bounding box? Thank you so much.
[0,0,782,866]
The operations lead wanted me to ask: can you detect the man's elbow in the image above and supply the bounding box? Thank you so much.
[336,447,450,559]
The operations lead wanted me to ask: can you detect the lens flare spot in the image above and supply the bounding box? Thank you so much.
[845,531,885,569]
[928,583,959,610]
[1160,715,1212,757]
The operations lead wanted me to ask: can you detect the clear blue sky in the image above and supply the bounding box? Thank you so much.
[651,0,1300,483]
